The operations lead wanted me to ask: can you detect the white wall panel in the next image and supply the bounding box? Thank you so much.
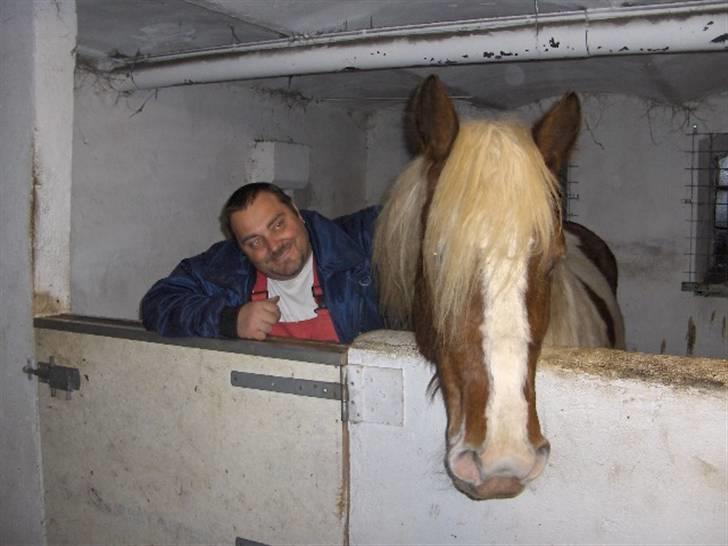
[35,326,346,545]
[348,330,726,545]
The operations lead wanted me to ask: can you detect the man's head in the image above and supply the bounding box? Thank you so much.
[223,183,311,280]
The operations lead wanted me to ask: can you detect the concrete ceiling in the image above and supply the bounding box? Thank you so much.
[76,0,728,109]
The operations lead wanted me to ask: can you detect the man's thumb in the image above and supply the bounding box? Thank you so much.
[269,295,280,303]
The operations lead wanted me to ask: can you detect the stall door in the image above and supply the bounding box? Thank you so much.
[33,318,347,545]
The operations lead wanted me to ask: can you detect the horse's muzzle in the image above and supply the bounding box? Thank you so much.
[447,439,550,500]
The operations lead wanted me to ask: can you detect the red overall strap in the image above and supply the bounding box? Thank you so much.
[250,271,270,302]
[250,263,340,342]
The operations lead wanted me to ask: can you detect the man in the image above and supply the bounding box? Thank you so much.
[141,183,383,344]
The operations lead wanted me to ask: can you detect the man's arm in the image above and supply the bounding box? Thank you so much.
[141,243,283,340]
[141,257,231,338]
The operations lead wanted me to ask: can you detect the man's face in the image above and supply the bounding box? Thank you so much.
[230,192,311,280]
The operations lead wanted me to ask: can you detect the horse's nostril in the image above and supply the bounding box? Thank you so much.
[536,439,551,458]
[450,449,482,485]
[525,439,551,482]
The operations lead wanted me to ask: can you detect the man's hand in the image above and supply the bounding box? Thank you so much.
[236,296,281,340]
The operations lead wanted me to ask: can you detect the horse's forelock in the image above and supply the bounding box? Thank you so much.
[423,121,561,344]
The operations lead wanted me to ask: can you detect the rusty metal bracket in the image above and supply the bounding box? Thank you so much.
[23,356,81,399]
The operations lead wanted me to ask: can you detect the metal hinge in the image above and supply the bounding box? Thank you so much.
[340,365,349,423]
[230,371,342,400]
[23,356,81,399]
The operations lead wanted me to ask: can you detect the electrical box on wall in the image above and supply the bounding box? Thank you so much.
[248,141,310,191]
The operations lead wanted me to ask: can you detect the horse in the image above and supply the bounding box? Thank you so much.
[373,75,624,500]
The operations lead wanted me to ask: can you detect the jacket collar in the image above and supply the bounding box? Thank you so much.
[302,210,367,278]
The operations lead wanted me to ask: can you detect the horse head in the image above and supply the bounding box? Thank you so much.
[375,75,581,499]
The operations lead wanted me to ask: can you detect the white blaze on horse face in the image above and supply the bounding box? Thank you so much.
[478,241,535,480]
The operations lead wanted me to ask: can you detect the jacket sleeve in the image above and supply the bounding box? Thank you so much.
[141,255,236,338]
[331,205,386,340]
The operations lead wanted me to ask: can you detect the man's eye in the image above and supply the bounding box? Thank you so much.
[274,220,284,230]
[248,238,261,249]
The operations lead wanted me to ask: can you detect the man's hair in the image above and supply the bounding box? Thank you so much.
[222,182,295,238]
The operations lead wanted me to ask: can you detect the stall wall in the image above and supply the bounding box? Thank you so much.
[71,74,369,320]
[365,92,728,359]
[34,324,346,545]
[348,331,726,545]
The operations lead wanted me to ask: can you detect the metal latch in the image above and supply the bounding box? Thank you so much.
[23,356,81,399]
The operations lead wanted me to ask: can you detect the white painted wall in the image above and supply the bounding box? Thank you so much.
[365,93,728,359]
[566,93,728,359]
[348,331,726,545]
[1,0,76,542]
[71,76,368,320]
[0,2,42,542]
[32,0,76,316]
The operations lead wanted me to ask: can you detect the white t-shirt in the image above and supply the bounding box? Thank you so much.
[267,254,318,322]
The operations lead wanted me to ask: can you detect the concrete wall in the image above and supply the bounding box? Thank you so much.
[0,2,43,542]
[32,0,76,317]
[0,0,76,542]
[567,94,728,359]
[365,93,728,359]
[71,76,368,320]
[348,331,727,545]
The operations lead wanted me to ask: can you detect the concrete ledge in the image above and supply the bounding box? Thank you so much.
[539,346,726,391]
[351,329,727,391]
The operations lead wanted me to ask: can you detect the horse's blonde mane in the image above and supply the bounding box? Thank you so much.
[374,121,561,341]
[373,157,428,328]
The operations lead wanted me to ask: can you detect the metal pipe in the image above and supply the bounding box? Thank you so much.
[111,1,728,91]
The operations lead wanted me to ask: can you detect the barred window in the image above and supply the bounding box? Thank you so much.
[683,132,728,296]
[559,162,578,221]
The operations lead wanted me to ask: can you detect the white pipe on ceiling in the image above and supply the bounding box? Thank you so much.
[112,2,728,91]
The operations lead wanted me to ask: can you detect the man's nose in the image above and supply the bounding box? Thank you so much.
[263,235,280,250]
[270,238,288,256]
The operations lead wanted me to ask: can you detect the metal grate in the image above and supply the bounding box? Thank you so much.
[560,161,579,221]
[682,129,728,297]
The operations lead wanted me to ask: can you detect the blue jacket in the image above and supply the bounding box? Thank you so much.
[141,207,383,344]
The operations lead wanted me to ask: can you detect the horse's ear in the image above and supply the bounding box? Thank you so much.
[407,75,460,161]
[532,92,581,175]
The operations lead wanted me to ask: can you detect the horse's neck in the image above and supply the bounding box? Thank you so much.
[545,234,625,349]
